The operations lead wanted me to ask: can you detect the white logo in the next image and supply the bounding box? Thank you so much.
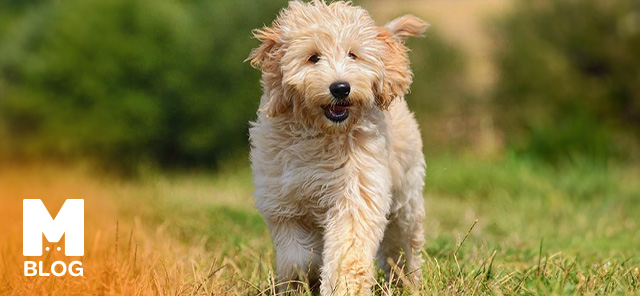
[23,199,84,277]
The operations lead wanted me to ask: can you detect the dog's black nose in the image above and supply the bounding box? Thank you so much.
[329,82,350,100]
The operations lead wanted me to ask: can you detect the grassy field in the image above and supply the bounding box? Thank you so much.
[1,155,639,295]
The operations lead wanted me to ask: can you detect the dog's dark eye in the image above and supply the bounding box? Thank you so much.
[348,52,357,60]
[308,54,320,64]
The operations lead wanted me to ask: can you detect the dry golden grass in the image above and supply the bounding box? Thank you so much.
[0,164,261,296]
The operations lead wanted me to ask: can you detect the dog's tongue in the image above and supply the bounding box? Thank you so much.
[327,105,349,117]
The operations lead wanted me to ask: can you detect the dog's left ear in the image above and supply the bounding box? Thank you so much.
[375,15,428,109]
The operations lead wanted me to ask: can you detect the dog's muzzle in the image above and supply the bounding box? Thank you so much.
[324,82,351,122]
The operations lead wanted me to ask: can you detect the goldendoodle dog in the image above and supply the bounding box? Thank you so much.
[248,1,427,295]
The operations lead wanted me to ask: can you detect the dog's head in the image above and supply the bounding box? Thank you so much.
[248,0,427,132]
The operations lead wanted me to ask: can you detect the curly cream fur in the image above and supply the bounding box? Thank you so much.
[248,1,427,295]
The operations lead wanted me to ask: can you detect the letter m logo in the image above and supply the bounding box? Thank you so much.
[23,199,84,256]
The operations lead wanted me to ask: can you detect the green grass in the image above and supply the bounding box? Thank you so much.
[119,155,640,295]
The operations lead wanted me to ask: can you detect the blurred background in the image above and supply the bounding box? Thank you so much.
[1,0,639,294]
[1,0,639,171]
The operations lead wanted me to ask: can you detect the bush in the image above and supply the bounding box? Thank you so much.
[0,0,287,171]
[493,0,640,162]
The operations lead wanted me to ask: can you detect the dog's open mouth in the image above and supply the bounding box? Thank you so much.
[323,102,351,122]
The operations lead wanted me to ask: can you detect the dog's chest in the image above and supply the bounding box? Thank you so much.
[251,116,392,220]
[278,135,351,201]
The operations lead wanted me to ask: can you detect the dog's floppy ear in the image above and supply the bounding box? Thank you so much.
[247,25,290,117]
[375,15,427,110]
[247,26,281,69]
[384,14,428,42]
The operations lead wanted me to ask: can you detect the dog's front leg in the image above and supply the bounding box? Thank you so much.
[319,188,390,296]
[265,217,323,292]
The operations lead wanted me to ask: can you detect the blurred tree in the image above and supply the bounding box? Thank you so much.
[494,0,640,162]
[0,0,288,171]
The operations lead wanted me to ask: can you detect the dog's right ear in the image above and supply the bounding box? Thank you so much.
[247,26,281,70]
[247,25,290,117]
[384,14,428,42]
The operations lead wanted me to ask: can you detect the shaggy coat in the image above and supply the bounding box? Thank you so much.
[248,1,427,295]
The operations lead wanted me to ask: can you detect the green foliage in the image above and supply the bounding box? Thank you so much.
[0,0,288,170]
[494,0,640,162]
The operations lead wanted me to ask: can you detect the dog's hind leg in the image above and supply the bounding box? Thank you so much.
[378,163,426,285]
[378,200,425,284]
[377,217,408,280]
